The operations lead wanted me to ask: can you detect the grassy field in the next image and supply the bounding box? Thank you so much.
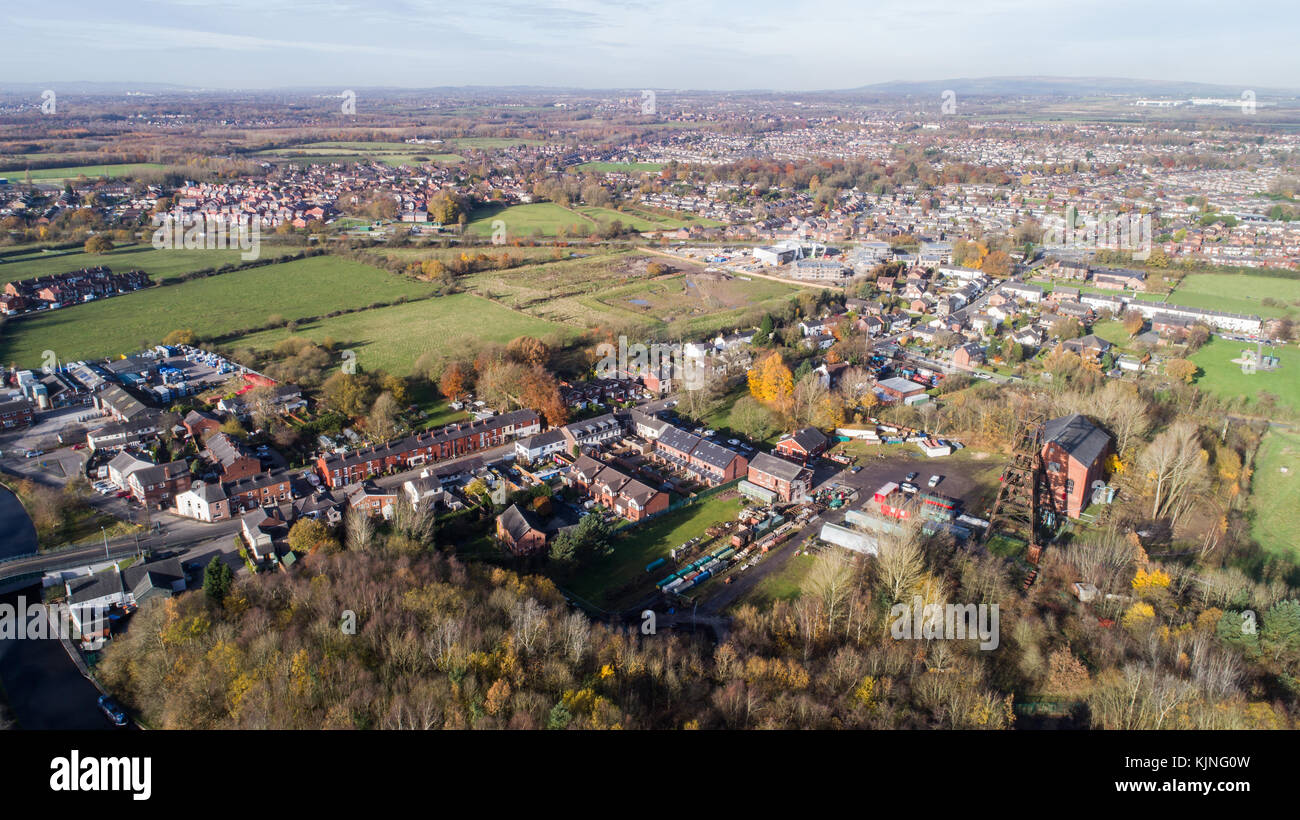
[1250,428,1300,561]
[1165,273,1300,319]
[464,203,592,238]
[1189,336,1300,414]
[0,255,434,367]
[1089,319,1135,348]
[359,245,579,267]
[0,244,302,284]
[0,163,166,183]
[227,293,572,376]
[461,251,798,335]
[741,549,818,608]
[566,494,746,609]
[596,272,795,318]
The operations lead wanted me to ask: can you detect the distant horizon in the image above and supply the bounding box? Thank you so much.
[0,75,1295,98]
[2,0,1295,92]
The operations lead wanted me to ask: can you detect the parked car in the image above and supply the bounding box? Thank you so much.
[24,450,43,458]
[851,466,862,473]
[901,482,919,494]
[928,475,942,488]
[97,695,128,727]
[905,471,919,482]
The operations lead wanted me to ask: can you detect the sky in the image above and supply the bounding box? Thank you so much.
[2,0,1295,91]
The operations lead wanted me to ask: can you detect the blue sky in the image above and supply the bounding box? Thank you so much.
[2,0,1294,90]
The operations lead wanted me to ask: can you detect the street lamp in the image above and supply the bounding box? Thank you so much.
[101,526,109,561]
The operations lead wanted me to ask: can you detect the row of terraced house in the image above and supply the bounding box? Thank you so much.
[1,267,150,315]
[314,409,541,487]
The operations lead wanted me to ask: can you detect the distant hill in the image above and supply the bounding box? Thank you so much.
[839,76,1300,98]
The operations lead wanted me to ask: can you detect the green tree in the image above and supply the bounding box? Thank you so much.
[202,557,233,605]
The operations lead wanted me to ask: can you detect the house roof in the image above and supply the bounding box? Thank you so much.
[657,426,701,455]
[876,376,925,394]
[786,426,828,453]
[66,567,123,605]
[749,451,806,482]
[499,503,544,542]
[1044,413,1110,469]
[689,438,741,470]
[123,557,184,601]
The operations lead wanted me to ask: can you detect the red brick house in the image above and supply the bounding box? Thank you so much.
[497,504,548,555]
[0,398,33,429]
[774,427,829,463]
[225,470,293,513]
[1041,413,1112,518]
[183,409,222,440]
[125,460,191,509]
[746,452,812,502]
[952,343,985,369]
[316,409,539,487]
[566,455,668,521]
[652,426,747,486]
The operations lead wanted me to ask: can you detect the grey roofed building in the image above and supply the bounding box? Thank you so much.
[788,426,828,453]
[656,425,702,456]
[1044,413,1110,469]
[122,557,186,605]
[498,503,545,544]
[561,412,623,445]
[688,438,741,470]
[294,489,345,522]
[628,408,669,438]
[188,480,227,503]
[95,384,154,422]
[568,454,607,485]
[749,451,806,483]
[66,567,123,606]
[876,376,926,394]
[206,431,254,466]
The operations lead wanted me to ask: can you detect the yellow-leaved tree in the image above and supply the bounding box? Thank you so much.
[747,350,794,413]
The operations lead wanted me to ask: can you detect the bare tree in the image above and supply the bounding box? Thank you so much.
[1138,422,1208,521]
[807,553,855,633]
[345,507,376,552]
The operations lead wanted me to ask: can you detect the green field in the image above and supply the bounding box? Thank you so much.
[1250,428,1300,561]
[572,205,691,232]
[227,293,572,376]
[1165,273,1300,319]
[461,251,798,335]
[0,256,433,367]
[566,494,745,609]
[1089,319,1134,348]
[573,161,665,173]
[0,244,302,284]
[593,272,797,333]
[1189,336,1300,414]
[740,549,818,608]
[0,163,165,183]
[464,202,591,238]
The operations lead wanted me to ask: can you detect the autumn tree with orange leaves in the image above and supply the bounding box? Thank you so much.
[439,362,473,402]
[747,351,794,414]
